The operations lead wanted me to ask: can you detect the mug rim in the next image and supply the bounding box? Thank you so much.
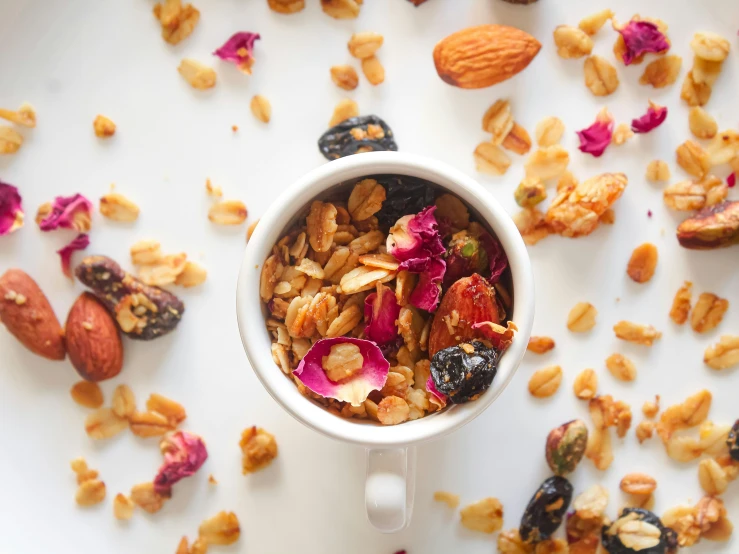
[236,152,534,448]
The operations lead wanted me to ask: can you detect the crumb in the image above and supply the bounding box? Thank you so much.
[647,210,653,217]
[208,474,218,485]
[232,125,238,132]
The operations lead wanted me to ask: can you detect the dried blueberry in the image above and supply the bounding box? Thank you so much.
[601,508,678,554]
[520,476,573,543]
[429,341,498,403]
[318,115,398,160]
[727,419,739,462]
[375,175,436,228]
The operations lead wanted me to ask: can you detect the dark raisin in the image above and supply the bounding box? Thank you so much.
[429,341,498,403]
[728,419,739,462]
[602,508,678,554]
[374,175,436,228]
[317,115,397,160]
[520,476,573,543]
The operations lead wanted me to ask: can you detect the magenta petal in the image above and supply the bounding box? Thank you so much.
[154,431,208,496]
[426,375,447,407]
[577,117,614,158]
[293,337,390,406]
[364,286,401,345]
[40,194,93,232]
[0,181,24,236]
[631,104,668,133]
[387,206,445,261]
[480,232,507,284]
[57,234,89,279]
[728,173,736,188]
[617,20,670,65]
[400,257,446,312]
[213,32,261,67]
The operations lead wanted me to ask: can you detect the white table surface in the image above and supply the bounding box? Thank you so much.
[1,0,738,552]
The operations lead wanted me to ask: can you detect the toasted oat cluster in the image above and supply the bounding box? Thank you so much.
[260,176,516,424]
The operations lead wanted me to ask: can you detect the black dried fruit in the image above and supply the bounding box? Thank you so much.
[75,255,185,341]
[430,341,498,404]
[520,476,573,543]
[375,175,436,228]
[318,115,398,160]
[728,419,739,462]
[602,508,678,554]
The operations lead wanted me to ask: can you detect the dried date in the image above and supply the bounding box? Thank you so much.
[520,476,573,543]
[318,115,398,160]
[76,256,185,341]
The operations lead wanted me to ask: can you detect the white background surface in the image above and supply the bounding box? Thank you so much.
[0,0,738,552]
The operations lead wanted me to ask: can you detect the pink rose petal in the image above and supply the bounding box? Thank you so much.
[425,375,447,407]
[387,206,445,262]
[471,320,517,352]
[399,257,446,312]
[577,109,614,158]
[213,32,261,73]
[293,337,390,406]
[364,285,401,345]
[39,193,92,232]
[57,233,89,279]
[154,431,208,496]
[728,173,736,188]
[631,102,668,134]
[617,20,670,65]
[0,181,24,236]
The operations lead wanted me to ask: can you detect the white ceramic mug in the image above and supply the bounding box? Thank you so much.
[236,152,534,533]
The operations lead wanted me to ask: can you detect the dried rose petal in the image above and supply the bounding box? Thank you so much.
[577,109,614,158]
[399,257,446,312]
[729,173,736,188]
[472,320,517,351]
[154,431,208,496]
[39,194,92,232]
[364,285,401,345]
[480,232,507,284]
[293,337,389,406]
[213,32,261,74]
[426,375,447,407]
[617,20,670,65]
[0,181,24,236]
[58,234,90,279]
[631,102,668,134]
[387,206,445,262]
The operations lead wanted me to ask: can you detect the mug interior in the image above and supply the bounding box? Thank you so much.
[237,152,534,448]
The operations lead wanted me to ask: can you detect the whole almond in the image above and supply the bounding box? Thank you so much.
[0,269,65,360]
[433,25,541,89]
[65,292,123,382]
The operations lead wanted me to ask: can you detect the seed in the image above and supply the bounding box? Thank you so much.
[619,473,657,495]
[330,65,359,91]
[567,302,597,332]
[528,366,563,398]
[70,381,104,409]
[250,95,271,123]
[626,243,658,283]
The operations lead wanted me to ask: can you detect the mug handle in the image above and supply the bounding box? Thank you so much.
[364,447,416,533]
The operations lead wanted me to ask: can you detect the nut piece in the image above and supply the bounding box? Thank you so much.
[642,397,660,419]
[330,65,359,90]
[112,384,136,419]
[174,261,207,288]
[528,365,563,398]
[636,421,655,443]
[639,55,683,88]
[514,207,549,245]
[535,117,564,147]
[152,1,200,45]
[664,176,725,211]
[70,381,104,409]
[498,529,533,554]
[250,95,271,123]
[65,292,124,382]
[553,25,593,59]
[377,395,410,425]
[130,240,162,265]
[690,32,730,62]
[178,59,216,90]
[0,269,66,360]
[71,457,98,484]
[545,419,588,475]
[691,292,728,333]
[689,107,718,139]
[460,497,504,533]
[677,200,739,250]
[626,243,658,283]
[514,177,546,208]
[306,201,338,252]
[669,281,692,324]
[240,426,278,473]
[76,479,106,506]
[130,482,166,513]
[704,335,739,370]
[620,473,657,495]
[482,100,514,145]
[199,511,241,545]
[527,336,555,354]
[85,408,128,439]
[646,160,670,183]
[113,493,134,520]
[0,102,36,127]
[584,55,619,96]
[100,193,140,222]
[433,24,541,89]
[573,369,597,400]
[93,115,116,138]
[348,179,385,222]
[606,353,637,382]
[614,321,662,346]
[676,140,710,178]
[348,32,383,59]
[567,302,597,332]
[578,9,614,36]
[698,458,728,495]
[474,143,511,175]
[329,99,359,127]
[209,200,248,225]
[321,0,361,19]
[433,491,460,509]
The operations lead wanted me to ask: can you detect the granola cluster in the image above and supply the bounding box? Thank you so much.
[261,177,516,424]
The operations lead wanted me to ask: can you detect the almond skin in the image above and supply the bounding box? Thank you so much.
[65,292,123,381]
[433,25,541,89]
[0,269,65,360]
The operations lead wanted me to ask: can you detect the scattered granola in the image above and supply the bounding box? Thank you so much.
[70,381,104,409]
[645,160,670,183]
[93,115,116,138]
[567,302,597,332]
[0,126,23,154]
[613,321,662,346]
[639,55,683,88]
[113,493,135,520]
[690,292,728,333]
[527,336,555,354]
[100,193,140,222]
[130,482,167,513]
[152,0,200,45]
[626,243,658,283]
[209,200,248,225]
[573,368,597,400]
[620,473,657,495]
[330,65,359,90]
[178,59,217,90]
[528,365,563,398]
[250,95,271,123]
[584,55,619,96]
[611,123,633,145]
[321,0,361,19]
[0,102,36,127]
[329,99,359,127]
[348,32,383,59]
[460,497,504,533]
[606,353,637,382]
[704,336,739,370]
[553,25,593,59]
[535,117,564,147]
[240,426,278,473]
[434,491,460,509]
[267,0,305,13]
[482,100,514,146]
[578,9,614,36]
[361,56,385,85]
[689,107,718,139]
[475,143,512,175]
[199,511,241,545]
